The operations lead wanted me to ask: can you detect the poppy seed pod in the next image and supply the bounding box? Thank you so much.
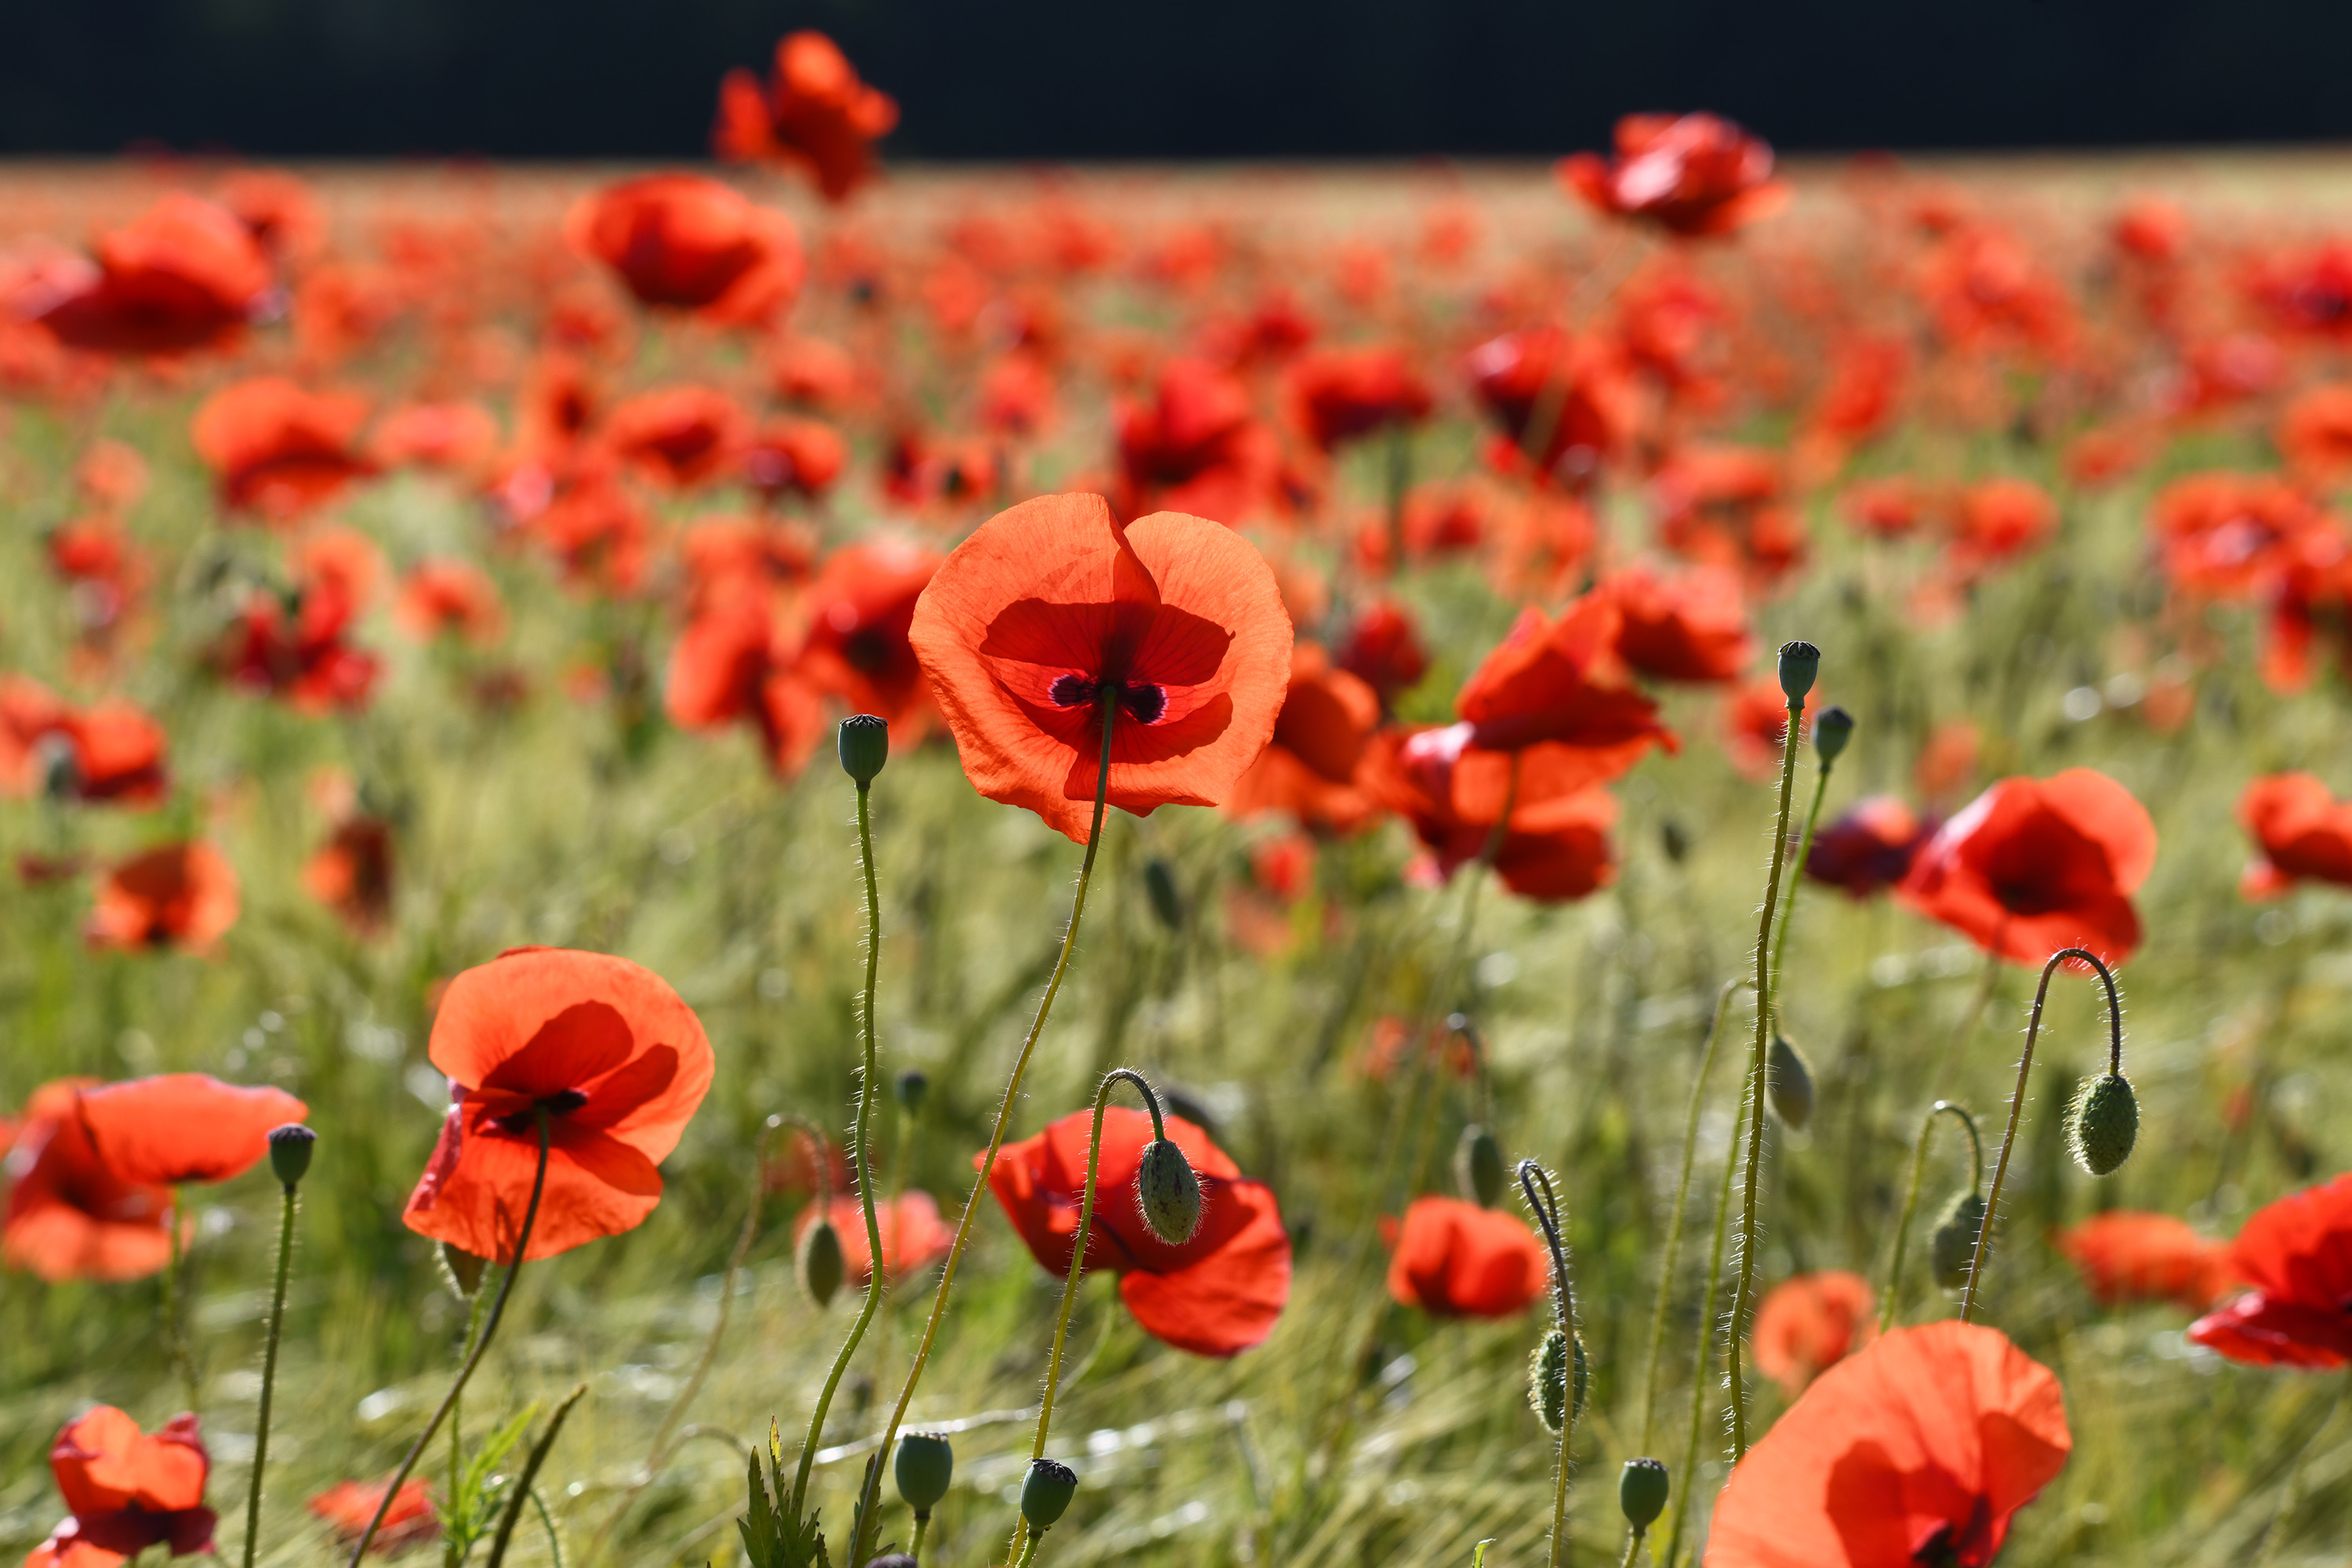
[267,1122,316,1186]
[1930,1190,1989,1291]
[1134,1137,1203,1245]
[837,713,889,783]
[1528,1327,1588,1435]
[2067,1072,2139,1177]
[895,1069,929,1117]
[893,1431,954,1515]
[1020,1458,1078,1531]
[1619,1457,1670,1530]
[1143,858,1184,932]
[1455,1124,1505,1208]
[1766,1033,1816,1131]
[1777,640,1821,702]
[1813,704,1855,764]
[799,1214,846,1307]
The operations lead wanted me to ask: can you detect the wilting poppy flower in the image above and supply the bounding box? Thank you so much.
[1284,345,1432,452]
[714,31,899,203]
[394,561,506,647]
[2190,1174,2352,1368]
[1369,725,1621,902]
[567,176,803,325]
[2,1080,172,1282]
[797,539,944,733]
[1336,598,1430,712]
[1706,1321,2071,1568]
[985,1105,1291,1357]
[77,1074,308,1187]
[1384,1195,1550,1319]
[2150,473,2333,602]
[793,1191,953,1284]
[1558,113,1791,238]
[190,379,374,524]
[1223,643,1385,833]
[402,946,716,1263]
[1465,327,1638,481]
[1897,770,2156,967]
[305,815,396,934]
[31,194,271,358]
[1807,797,1934,898]
[907,492,1294,843]
[2054,1211,2237,1313]
[601,384,753,491]
[87,842,240,953]
[1752,1270,1878,1396]
[1602,563,1755,684]
[26,1406,216,1568]
[309,1480,437,1554]
[2239,772,2352,898]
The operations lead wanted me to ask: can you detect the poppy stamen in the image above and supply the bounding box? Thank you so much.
[1047,673,1169,724]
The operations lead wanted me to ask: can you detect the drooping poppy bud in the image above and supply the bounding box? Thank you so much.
[1619,1457,1670,1530]
[838,713,890,783]
[895,1069,929,1117]
[267,1123,317,1186]
[1143,858,1184,932]
[2067,1072,2139,1177]
[1766,1033,1815,1131]
[1777,640,1820,703]
[799,1214,846,1306]
[1527,1327,1588,1434]
[1813,704,1855,764]
[1020,1458,1078,1531]
[893,1431,954,1517]
[1134,1137,1203,1245]
[1930,1190,1988,1291]
[1455,1124,1505,1207]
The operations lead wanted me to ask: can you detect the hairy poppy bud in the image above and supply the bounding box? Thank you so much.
[1619,1458,1670,1530]
[1528,1327,1588,1435]
[1143,858,1184,932]
[1930,1190,1988,1291]
[837,713,889,783]
[439,1241,487,1298]
[1813,704,1855,764]
[893,1431,954,1516]
[799,1214,845,1308]
[2067,1072,2138,1176]
[1020,1458,1078,1531]
[267,1123,316,1186]
[1455,1124,1505,1208]
[895,1069,929,1117]
[1766,1033,1815,1131]
[1777,641,1821,703]
[1135,1138,1203,1245]
[1661,818,1691,865]
[865,1556,917,1568]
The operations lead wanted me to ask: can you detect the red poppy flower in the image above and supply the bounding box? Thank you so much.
[1842,477,1930,539]
[741,418,848,502]
[1706,1322,2071,1568]
[2054,1211,2237,1313]
[1336,599,1430,712]
[601,384,753,491]
[2,1080,172,1282]
[1752,1270,1878,1396]
[1114,358,1282,523]
[797,539,945,734]
[1465,327,1638,481]
[2247,241,2352,342]
[0,677,168,805]
[86,842,240,953]
[402,946,716,1264]
[1283,345,1432,452]
[907,492,1294,843]
[1802,336,1909,455]
[2190,1175,2352,1368]
[31,194,271,358]
[1721,677,1805,781]
[26,1406,215,1568]
[370,401,501,477]
[1806,797,1934,898]
[1653,445,1806,588]
[190,379,375,524]
[714,31,899,203]
[1384,1195,1550,1319]
[1367,726,1620,902]
[308,1480,438,1554]
[793,1192,954,1285]
[1918,224,2078,361]
[1557,113,1791,238]
[664,604,826,779]
[1897,770,2156,967]
[216,588,379,714]
[1602,562,1755,684]
[77,1074,308,1187]
[2240,771,2352,898]
[1946,477,2057,579]
[394,561,506,647]
[565,176,803,325]
[1456,596,1677,774]
[2150,472,2333,602]
[987,1105,1290,1357]
[2278,385,2352,486]
[305,815,397,934]
[1223,643,1385,833]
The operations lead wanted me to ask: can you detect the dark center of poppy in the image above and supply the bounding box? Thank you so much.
[1048,673,1167,724]
[1911,1496,1996,1567]
[492,1088,588,1134]
[844,626,894,673]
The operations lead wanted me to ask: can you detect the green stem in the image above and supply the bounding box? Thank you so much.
[239,1182,299,1568]
[1618,1530,1646,1568]
[164,1185,198,1414]
[1766,763,1835,1028]
[485,1383,588,1568]
[1880,1102,1981,1334]
[1520,1162,1577,1568]
[2251,1370,2350,1568]
[1662,1064,1750,1568]
[909,1514,930,1564]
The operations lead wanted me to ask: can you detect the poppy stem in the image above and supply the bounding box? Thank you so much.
[1930,943,2003,1096]
[1385,422,1412,568]
[238,1178,299,1568]
[1765,754,1837,1028]
[1959,947,2120,1323]
[2249,1369,2350,1568]
[848,695,1121,1568]
[484,1381,588,1568]
[1661,1064,1751,1568]
[1880,1101,1980,1334]
[1519,1160,1577,1568]
[789,779,893,1523]
[349,1109,553,1568]
[1617,1530,1646,1568]
[163,1185,198,1415]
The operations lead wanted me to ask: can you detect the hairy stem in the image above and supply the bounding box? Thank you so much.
[1880,1102,1981,1334]
[239,1181,299,1568]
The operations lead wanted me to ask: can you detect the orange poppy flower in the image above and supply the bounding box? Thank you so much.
[308,1480,437,1554]
[1283,345,1432,452]
[1222,643,1385,833]
[2,1080,172,1282]
[1706,1322,2070,1567]
[664,602,826,779]
[1946,477,2057,579]
[1455,596,1677,771]
[741,417,848,502]
[76,1074,308,1188]
[1751,1270,1877,1396]
[190,379,375,524]
[2278,385,2352,485]
[2239,772,2352,898]
[2149,472,2333,602]
[305,815,397,934]
[985,1105,1291,1357]
[1115,358,1281,523]
[1365,726,1621,902]
[1897,770,2156,967]
[2190,1175,2352,1367]
[31,194,271,358]
[2247,241,2352,342]
[1384,1195,1551,1319]
[47,514,152,632]
[87,842,241,953]
[566,175,803,326]
[370,401,501,477]
[26,1406,215,1568]
[906,492,1294,843]
[1558,113,1790,238]
[793,1192,954,1285]
[601,384,754,491]
[714,32,900,203]
[0,677,168,806]
[1602,562,1754,684]
[1721,677,1804,781]
[401,947,715,1263]
[1840,477,1930,539]
[1805,797,1933,899]
[394,561,506,647]
[1335,598,1430,712]
[797,539,945,734]
[1918,224,2078,361]
[2054,1211,2237,1313]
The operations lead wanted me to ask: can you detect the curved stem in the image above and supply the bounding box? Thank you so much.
[1959,947,2120,1323]
[1520,1162,1577,1568]
[1766,762,1835,1029]
[485,1382,588,1568]
[1663,1054,1751,1568]
[847,697,1120,1568]
[349,1111,552,1567]
[240,1182,299,1568]
[1881,1102,1982,1334]
[1726,695,1806,1461]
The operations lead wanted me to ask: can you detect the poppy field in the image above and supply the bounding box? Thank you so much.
[11,36,2352,1568]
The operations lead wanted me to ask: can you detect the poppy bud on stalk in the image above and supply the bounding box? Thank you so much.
[1020,1458,1078,1531]
[800,1214,846,1307]
[1143,858,1184,932]
[865,1556,917,1568]
[1456,1124,1505,1207]
[2067,1072,2139,1176]
[1527,1327,1588,1435]
[267,1122,316,1185]
[1134,1137,1203,1245]
[1813,704,1855,764]
[1766,1033,1815,1131]
[838,713,890,783]
[895,1069,929,1117]
[1619,1457,1670,1530]
[1777,640,1821,703]
[893,1431,954,1516]
[1930,1190,1989,1291]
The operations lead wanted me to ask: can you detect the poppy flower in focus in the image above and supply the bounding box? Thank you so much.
[87,842,240,953]
[2189,1175,2352,1367]
[566,175,804,325]
[1283,345,1432,452]
[1456,596,1677,771]
[26,1406,216,1568]
[308,1480,437,1554]
[793,1191,953,1284]
[305,815,397,935]
[1806,797,1934,898]
[714,31,899,203]
[907,492,1294,843]
[76,1074,308,1187]
[190,379,375,524]
[394,561,506,647]
[601,384,753,491]
[1558,113,1791,238]
[985,1105,1291,1357]
[797,539,945,734]
[1336,598,1430,713]
[2,1080,172,1282]
[1384,1195,1550,1318]
[1705,1321,2071,1568]
[1602,563,1755,684]
[402,946,716,1263]
[1752,1270,1877,1396]
[1223,643,1385,833]
[2149,473,2334,602]
[1464,327,1638,481]
[2054,1211,2237,1313]
[2239,772,2352,898]
[1896,769,2156,967]
[30,194,271,358]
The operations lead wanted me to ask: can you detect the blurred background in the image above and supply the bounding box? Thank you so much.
[9,0,2352,159]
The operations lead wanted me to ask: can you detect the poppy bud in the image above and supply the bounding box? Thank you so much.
[1134,1138,1203,1245]
[439,1241,488,1298]
[1813,704,1855,764]
[1777,641,1821,703]
[895,1069,929,1117]
[893,1431,954,1516]
[1661,818,1691,865]
[1527,1327,1588,1435]
[837,713,889,784]
[1930,1190,1988,1291]
[34,733,79,802]
[1455,1124,1505,1208]
[799,1214,845,1308]
[267,1123,316,1186]
[1019,1458,1078,1531]
[1619,1458,1670,1531]
[2067,1072,2139,1177]
[1143,858,1184,932]
[1766,1033,1815,1131]
[865,1556,917,1568]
